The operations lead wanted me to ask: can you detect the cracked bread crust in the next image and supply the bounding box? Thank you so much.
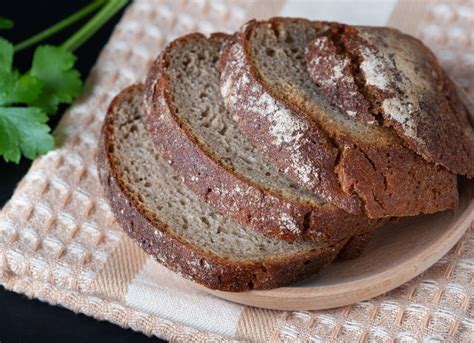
[222,17,458,218]
[336,140,458,218]
[98,84,347,292]
[306,23,474,178]
[144,32,381,242]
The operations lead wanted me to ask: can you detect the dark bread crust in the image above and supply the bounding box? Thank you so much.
[98,84,347,292]
[306,23,474,178]
[221,17,458,218]
[336,140,458,218]
[144,32,381,242]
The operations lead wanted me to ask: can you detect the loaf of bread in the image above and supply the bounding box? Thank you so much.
[97,18,471,292]
[220,18,460,218]
[99,84,362,291]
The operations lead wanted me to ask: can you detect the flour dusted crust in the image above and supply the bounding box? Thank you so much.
[98,85,348,292]
[306,23,474,178]
[144,33,380,242]
[220,27,362,215]
[305,33,373,123]
[222,18,459,218]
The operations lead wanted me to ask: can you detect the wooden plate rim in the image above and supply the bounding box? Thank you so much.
[208,191,473,310]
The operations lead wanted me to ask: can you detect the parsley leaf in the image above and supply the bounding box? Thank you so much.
[0,17,14,30]
[0,70,43,106]
[10,73,43,104]
[0,37,13,72]
[0,1,127,163]
[0,43,81,163]
[0,106,54,163]
[0,37,43,106]
[30,45,82,115]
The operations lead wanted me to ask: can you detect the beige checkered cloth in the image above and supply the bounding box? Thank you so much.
[1,0,473,341]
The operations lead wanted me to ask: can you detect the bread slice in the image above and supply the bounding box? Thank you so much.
[98,84,349,292]
[305,23,473,177]
[144,32,381,242]
[220,18,458,218]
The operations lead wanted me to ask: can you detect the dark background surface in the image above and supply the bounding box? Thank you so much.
[0,2,165,342]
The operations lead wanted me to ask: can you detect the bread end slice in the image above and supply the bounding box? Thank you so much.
[306,23,474,178]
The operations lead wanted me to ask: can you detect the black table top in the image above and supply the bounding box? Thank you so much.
[0,2,165,342]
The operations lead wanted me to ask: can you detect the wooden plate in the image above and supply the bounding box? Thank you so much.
[206,180,473,311]
[205,87,474,311]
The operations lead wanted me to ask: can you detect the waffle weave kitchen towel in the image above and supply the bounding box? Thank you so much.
[1,0,473,341]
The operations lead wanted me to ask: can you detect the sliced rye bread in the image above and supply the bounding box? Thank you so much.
[143,32,381,242]
[98,84,352,292]
[220,18,458,218]
[305,23,473,178]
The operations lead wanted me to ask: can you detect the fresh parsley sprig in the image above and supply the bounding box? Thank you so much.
[0,0,127,163]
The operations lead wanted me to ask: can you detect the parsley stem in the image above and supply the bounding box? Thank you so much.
[61,0,128,52]
[14,0,107,53]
